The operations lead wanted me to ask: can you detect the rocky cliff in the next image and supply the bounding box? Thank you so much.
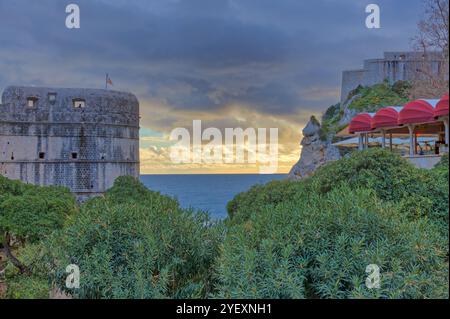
[288,80,411,180]
[288,116,341,180]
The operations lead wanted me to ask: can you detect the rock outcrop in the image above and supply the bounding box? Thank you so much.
[338,94,360,126]
[289,75,417,180]
[288,116,341,180]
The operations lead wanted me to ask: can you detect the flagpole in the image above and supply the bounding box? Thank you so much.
[105,73,108,90]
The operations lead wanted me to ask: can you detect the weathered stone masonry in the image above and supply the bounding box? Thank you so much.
[341,51,446,103]
[0,86,140,200]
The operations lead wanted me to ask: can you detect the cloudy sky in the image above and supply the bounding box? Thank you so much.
[0,0,425,173]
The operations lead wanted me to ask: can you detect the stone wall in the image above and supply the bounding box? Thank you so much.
[0,86,140,200]
[341,51,446,102]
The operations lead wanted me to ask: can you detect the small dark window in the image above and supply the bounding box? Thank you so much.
[73,99,86,108]
[48,93,57,102]
[71,152,78,159]
[27,97,37,107]
[39,152,45,159]
[10,153,14,160]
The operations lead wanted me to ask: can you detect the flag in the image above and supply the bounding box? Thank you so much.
[105,74,113,89]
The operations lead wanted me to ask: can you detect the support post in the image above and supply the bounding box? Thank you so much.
[408,125,415,157]
[415,133,418,154]
[389,133,393,151]
[358,134,363,151]
[381,130,386,148]
[444,118,449,146]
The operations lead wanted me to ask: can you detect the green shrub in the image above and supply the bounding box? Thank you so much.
[226,180,301,225]
[348,80,411,112]
[434,153,449,173]
[322,103,341,122]
[309,149,448,231]
[3,243,50,299]
[0,175,31,196]
[319,103,344,141]
[216,186,448,299]
[47,176,223,299]
[392,80,412,97]
[5,275,49,299]
[220,149,449,298]
[0,176,76,243]
[0,177,76,276]
[0,187,76,242]
[229,149,448,228]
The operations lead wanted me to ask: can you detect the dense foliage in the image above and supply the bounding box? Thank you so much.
[46,176,222,299]
[347,80,411,112]
[1,150,448,299]
[310,150,448,229]
[319,80,412,141]
[222,150,448,298]
[0,176,76,297]
[228,150,448,232]
[0,178,76,243]
[319,103,346,141]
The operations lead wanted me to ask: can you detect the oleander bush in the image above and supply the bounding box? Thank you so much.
[309,149,449,234]
[47,176,223,299]
[220,149,449,298]
[226,180,301,225]
[217,186,448,299]
[228,149,448,231]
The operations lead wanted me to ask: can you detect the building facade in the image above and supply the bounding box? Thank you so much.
[0,86,140,200]
[341,51,447,102]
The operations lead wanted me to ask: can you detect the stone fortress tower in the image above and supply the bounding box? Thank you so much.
[341,51,446,102]
[0,86,140,201]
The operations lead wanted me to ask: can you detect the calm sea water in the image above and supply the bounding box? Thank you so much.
[140,174,286,219]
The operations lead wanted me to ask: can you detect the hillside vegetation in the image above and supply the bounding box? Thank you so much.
[1,176,222,299]
[319,80,412,141]
[223,150,448,298]
[347,80,412,112]
[0,176,76,298]
[0,150,448,299]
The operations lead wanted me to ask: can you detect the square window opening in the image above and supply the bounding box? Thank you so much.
[48,93,57,102]
[27,97,37,108]
[73,99,86,108]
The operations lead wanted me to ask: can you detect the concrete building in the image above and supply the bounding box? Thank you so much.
[0,86,140,200]
[341,51,446,102]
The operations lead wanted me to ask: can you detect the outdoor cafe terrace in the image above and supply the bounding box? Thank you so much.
[341,94,449,169]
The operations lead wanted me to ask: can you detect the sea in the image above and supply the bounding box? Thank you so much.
[140,174,286,219]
